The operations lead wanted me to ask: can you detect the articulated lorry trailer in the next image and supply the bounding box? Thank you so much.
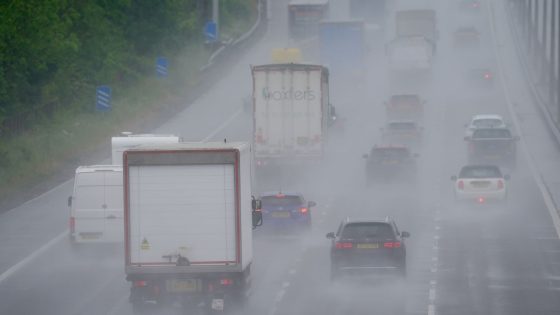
[123,142,262,313]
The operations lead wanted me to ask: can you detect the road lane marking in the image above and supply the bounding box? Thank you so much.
[202,107,243,142]
[0,230,67,283]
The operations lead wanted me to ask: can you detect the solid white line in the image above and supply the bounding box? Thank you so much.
[201,107,243,142]
[428,304,436,315]
[0,230,68,283]
[486,0,560,238]
[429,288,436,301]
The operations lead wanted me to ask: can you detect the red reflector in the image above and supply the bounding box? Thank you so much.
[69,217,75,233]
[458,180,464,190]
[134,280,147,287]
[497,180,504,189]
[335,242,353,249]
[220,278,233,286]
[299,207,308,214]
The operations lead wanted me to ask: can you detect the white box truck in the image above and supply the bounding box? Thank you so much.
[251,63,332,167]
[123,142,262,313]
[68,165,123,244]
[111,133,180,165]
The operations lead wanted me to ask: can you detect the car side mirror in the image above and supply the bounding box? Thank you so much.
[504,174,511,180]
[308,201,317,207]
[362,154,369,159]
[451,175,457,181]
[252,210,263,228]
[464,136,471,141]
[401,231,410,238]
[326,232,335,239]
[251,196,261,211]
[67,196,72,207]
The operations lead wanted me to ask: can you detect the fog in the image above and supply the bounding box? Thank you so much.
[1,0,560,315]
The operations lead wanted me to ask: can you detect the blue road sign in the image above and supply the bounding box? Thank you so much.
[96,85,111,112]
[204,21,218,42]
[156,57,168,78]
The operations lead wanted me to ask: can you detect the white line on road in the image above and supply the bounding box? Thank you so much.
[0,230,68,283]
[202,107,243,142]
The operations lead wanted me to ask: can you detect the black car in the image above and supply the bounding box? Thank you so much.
[363,145,418,183]
[326,217,410,280]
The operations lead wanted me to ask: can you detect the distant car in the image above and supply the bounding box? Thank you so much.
[381,120,423,146]
[451,165,509,203]
[465,127,519,167]
[466,68,494,87]
[363,145,418,183]
[260,192,316,229]
[453,26,480,48]
[384,94,425,120]
[327,217,410,280]
[464,114,506,137]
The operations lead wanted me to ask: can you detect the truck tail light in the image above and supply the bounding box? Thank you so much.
[458,180,464,190]
[299,207,308,214]
[134,280,147,287]
[335,242,353,249]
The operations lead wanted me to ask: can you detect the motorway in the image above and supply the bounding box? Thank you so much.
[1,0,560,314]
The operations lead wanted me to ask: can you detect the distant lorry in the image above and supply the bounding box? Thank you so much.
[68,165,123,244]
[251,63,333,167]
[111,133,180,165]
[319,20,366,81]
[288,0,329,39]
[123,142,263,313]
[387,10,437,72]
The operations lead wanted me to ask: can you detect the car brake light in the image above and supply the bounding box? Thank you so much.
[299,207,308,214]
[458,180,464,190]
[497,180,504,189]
[484,73,492,79]
[384,242,401,248]
[220,278,233,286]
[134,280,147,287]
[69,217,75,233]
[477,197,485,203]
[335,242,353,249]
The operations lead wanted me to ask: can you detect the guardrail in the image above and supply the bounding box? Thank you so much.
[504,0,560,145]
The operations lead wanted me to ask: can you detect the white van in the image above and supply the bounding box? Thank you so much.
[68,165,123,244]
[111,133,180,165]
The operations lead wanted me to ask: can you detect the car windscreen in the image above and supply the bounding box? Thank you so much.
[459,166,502,178]
[371,148,409,159]
[341,223,394,240]
[472,128,511,138]
[472,119,503,128]
[261,195,303,207]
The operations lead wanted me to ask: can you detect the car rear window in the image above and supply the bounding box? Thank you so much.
[388,122,416,130]
[473,119,503,128]
[341,223,394,239]
[459,166,502,178]
[371,147,409,159]
[261,195,303,207]
[472,128,511,138]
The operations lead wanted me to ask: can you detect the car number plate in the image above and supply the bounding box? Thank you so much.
[357,243,379,249]
[272,212,290,218]
[166,279,199,293]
